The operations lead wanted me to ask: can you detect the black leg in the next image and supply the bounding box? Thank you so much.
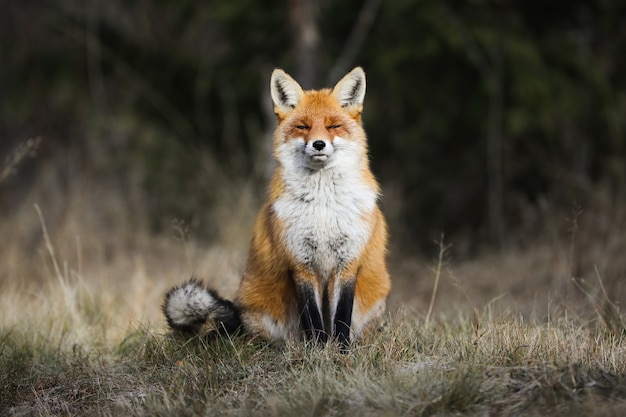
[297,282,327,344]
[333,280,355,350]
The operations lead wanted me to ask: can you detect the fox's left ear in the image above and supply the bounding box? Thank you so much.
[332,67,366,109]
[271,69,304,114]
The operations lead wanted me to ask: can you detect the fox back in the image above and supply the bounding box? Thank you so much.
[163,67,391,348]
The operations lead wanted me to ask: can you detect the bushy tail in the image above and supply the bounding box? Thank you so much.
[162,278,241,335]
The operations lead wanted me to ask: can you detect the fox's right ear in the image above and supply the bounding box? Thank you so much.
[332,67,366,110]
[271,69,304,114]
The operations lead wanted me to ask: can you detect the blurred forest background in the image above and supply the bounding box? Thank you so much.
[1,0,625,315]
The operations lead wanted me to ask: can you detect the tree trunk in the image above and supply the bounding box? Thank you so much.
[289,0,320,89]
[486,28,505,249]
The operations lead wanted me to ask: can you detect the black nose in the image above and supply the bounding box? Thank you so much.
[312,140,326,151]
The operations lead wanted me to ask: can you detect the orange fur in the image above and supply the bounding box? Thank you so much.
[164,67,390,344]
[234,67,391,341]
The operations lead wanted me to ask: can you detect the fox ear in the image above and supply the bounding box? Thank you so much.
[332,67,366,109]
[271,69,304,113]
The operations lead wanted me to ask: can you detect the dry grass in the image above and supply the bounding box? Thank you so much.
[2,152,626,416]
[2,295,625,416]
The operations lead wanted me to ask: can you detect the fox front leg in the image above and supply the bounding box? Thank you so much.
[331,277,356,349]
[296,280,327,344]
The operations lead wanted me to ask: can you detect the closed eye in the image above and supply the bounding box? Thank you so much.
[295,125,309,130]
[327,124,342,129]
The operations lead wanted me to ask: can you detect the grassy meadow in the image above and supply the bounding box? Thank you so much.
[2,157,626,416]
[3,2,626,414]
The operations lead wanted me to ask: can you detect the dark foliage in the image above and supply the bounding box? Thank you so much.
[2,0,625,250]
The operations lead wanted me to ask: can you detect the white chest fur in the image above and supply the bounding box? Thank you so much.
[272,138,378,281]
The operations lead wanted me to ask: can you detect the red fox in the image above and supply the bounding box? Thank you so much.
[163,67,391,347]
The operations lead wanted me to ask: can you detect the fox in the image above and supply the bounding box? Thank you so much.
[163,67,391,348]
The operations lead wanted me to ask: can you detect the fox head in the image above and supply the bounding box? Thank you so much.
[270,67,368,172]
